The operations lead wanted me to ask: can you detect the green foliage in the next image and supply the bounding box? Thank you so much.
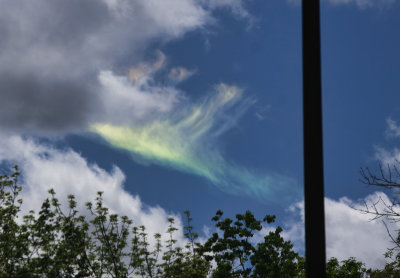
[364,250,400,278]
[199,210,304,278]
[326,257,366,278]
[1,166,398,277]
[0,165,29,277]
[0,167,209,278]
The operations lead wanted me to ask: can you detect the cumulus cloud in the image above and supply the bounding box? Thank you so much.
[325,194,398,268]
[273,193,400,269]
[2,137,396,269]
[0,0,251,134]
[91,84,300,203]
[0,0,299,206]
[97,62,181,124]
[0,135,187,248]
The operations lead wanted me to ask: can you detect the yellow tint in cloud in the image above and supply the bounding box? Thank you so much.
[92,84,239,180]
[168,67,196,82]
[91,83,301,202]
[128,51,166,83]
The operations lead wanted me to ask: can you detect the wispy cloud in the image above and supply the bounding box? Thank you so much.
[0,135,394,269]
[371,118,400,166]
[91,82,300,203]
[287,0,397,9]
[0,0,297,203]
[385,118,400,138]
[201,0,254,22]
[374,145,400,166]
[168,67,197,83]
[255,104,271,121]
[327,0,396,9]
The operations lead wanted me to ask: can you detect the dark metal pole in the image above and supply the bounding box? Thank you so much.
[302,0,326,277]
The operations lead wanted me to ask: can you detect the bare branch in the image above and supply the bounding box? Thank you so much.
[360,162,400,189]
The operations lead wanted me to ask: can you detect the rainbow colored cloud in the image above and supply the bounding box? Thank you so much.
[91,81,301,202]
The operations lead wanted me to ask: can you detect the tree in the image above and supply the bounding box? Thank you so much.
[0,166,208,277]
[4,166,394,277]
[0,166,307,277]
[0,165,31,277]
[199,210,304,278]
[326,257,366,278]
[360,162,400,271]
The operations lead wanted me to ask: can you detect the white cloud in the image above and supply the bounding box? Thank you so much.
[0,0,251,134]
[324,194,396,268]
[98,70,180,124]
[374,145,400,166]
[1,134,396,269]
[367,119,400,186]
[0,135,187,249]
[255,193,400,269]
[96,51,197,125]
[139,0,210,37]
[201,0,252,21]
[386,118,400,138]
[0,0,211,77]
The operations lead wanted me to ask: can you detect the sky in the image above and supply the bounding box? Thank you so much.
[1,0,400,269]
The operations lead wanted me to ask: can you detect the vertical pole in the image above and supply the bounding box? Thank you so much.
[302,0,326,277]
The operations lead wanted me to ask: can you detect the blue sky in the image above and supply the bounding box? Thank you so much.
[1,0,400,269]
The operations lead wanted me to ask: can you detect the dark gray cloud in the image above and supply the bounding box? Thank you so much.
[0,0,249,134]
[0,71,98,134]
[0,0,110,133]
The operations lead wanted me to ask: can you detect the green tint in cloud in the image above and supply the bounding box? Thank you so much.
[91,84,301,202]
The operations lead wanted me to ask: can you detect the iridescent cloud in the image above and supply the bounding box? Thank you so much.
[91,78,300,202]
